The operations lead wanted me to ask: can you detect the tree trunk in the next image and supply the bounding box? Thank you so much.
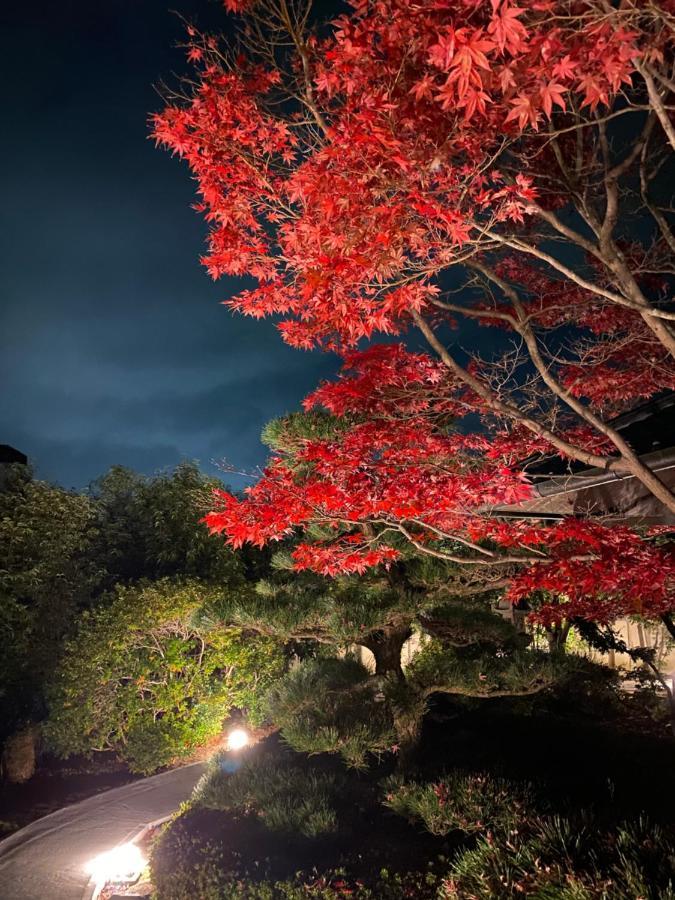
[661,613,675,641]
[546,622,570,654]
[2,725,38,783]
[361,623,412,680]
[361,622,423,768]
[393,705,424,771]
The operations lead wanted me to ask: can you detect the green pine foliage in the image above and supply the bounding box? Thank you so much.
[405,638,570,701]
[204,570,418,648]
[265,657,396,768]
[261,411,352,455]
[419,601,519,647]
[202,534,582,769]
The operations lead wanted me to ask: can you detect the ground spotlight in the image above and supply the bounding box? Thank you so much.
[86,842,146,884]
[226,727,250,751]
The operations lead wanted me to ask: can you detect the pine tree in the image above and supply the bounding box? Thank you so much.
[201,412,583,767]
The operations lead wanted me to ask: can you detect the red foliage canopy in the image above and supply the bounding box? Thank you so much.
[205,347,675,623]
[153,0,671,348]
[156,0,675,625]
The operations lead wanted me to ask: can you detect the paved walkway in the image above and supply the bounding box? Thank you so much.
[0,762,206,900]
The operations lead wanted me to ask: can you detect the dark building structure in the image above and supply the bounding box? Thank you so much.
[495,393,675,526]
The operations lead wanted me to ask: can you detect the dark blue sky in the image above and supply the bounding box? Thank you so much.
[0,0,339,489]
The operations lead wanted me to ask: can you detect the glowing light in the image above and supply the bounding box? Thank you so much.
[226,728,250,751]
[86,842,146,884]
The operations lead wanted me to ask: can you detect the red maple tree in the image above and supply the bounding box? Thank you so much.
[155,0,675,627]
[204,346,675,625]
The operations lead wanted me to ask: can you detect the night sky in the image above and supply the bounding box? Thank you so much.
[0,0,339,490]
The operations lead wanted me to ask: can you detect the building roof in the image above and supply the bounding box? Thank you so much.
[524,392,675,480]
[492,395,675,525]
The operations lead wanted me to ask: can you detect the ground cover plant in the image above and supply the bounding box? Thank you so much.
[382,771,539,836]
[152,736,451,900]
[443,815,675,899]
[150,710,675,899]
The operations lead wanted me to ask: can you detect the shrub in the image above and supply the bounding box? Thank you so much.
[0,467,100,738]
[45,578,284,773]
[443,815,675,899]
[382,771,537,836]
[193,749,340,838]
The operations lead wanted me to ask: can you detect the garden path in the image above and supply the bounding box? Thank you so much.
[0,762,205,900]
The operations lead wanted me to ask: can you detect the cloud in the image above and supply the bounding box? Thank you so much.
[0,0,341,489]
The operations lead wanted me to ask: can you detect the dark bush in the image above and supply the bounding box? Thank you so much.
[265,657,395,769]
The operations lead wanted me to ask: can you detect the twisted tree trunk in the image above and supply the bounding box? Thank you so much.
[361,622,412,681]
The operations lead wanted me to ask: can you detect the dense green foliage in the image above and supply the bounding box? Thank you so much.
[90,464,246,587]
[0,460,285,772]
[45,578,283,772]
[0,465,100,736]
[193,747,340,837]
